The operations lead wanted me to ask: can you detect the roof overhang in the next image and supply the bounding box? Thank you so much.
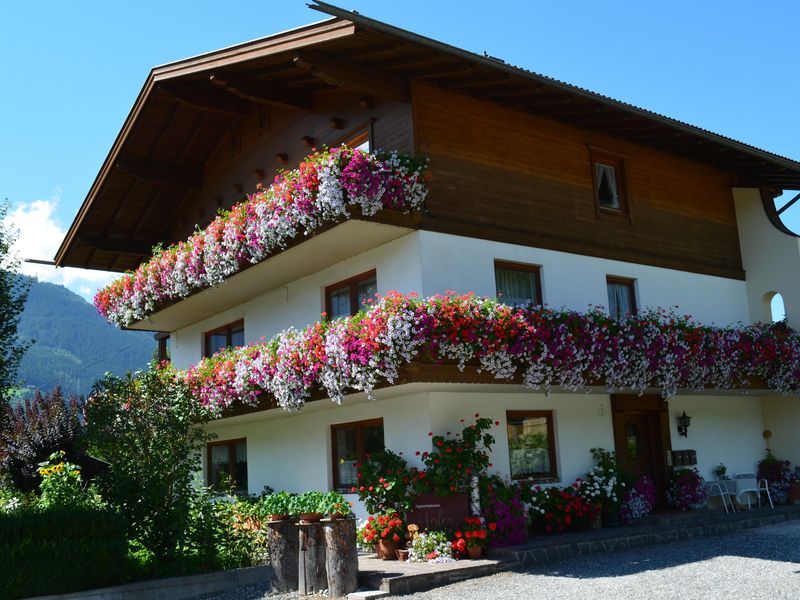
[56,1,800,272]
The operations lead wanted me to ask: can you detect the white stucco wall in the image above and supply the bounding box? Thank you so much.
[417,230,750,326]
[761,394,800,467]
[733,187,800,327]
[669,394,766,481]
[171,228,751,370]
[170,232,424,369]
[203,385,770,519]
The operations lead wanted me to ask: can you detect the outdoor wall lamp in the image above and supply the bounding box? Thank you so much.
[677,411,692,437]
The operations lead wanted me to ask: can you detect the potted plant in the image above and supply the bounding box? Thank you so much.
[259,491,294,521]
[580,448,627,525]
[361,512,405,560]
[294,491,326,522]
[666,468,708,510]
[712,463,728,480]
[456,516,490,559]
[757,452,797,505]
[321,490,353,519]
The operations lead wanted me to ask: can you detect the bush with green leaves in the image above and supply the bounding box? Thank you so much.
[354,449,419,515]
[322,490,353,516]
[0,508,127,599]
[0,387,86,492]
[294,490,327,514]
[86,363,214,564]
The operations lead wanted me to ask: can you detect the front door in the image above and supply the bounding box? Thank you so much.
[611,395,672,508]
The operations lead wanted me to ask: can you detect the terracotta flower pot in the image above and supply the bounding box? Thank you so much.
[790,482,800,505]
[376,539,398,560]
[467,545,482,559]
[299,512,323,523]
[267,514,289,522]
[395,548,409,561]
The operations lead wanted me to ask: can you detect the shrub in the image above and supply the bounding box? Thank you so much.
[757,451,796,505]
[354,449,419,515]
[621,475,657,524]
[580,448,627,518]
[0,508,127,599]
[479,475,527,547]
[419,415,498,496]
[524,483,596,534]
[258,490,295,517]
[85,364,214,564]
[666,468,708,510]
[0,388,86,492]
[321,490,353,516]
[37,450,102,510]
[294,490,327,514]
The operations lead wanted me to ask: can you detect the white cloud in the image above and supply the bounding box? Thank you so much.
[4,193,118,302]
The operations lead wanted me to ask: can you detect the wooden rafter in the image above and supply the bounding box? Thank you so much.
[157,82,251,116]
[209,73,314,110]
[293,50,409,102]
[116,159,202,188]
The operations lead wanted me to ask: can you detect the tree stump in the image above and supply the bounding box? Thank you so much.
[324,518,358,598]
[298,522,327,595]
[266,520,298,592]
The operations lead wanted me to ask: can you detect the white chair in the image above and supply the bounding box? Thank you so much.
[733,472,774,509]
[706,481,735,514]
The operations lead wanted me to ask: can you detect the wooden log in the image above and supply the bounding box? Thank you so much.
[298,522,327,595]
[324,518,358,598]
[266,520,298,592]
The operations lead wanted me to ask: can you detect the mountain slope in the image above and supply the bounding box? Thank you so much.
[16,276,154,396]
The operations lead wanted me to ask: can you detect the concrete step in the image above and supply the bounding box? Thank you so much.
[348,590,390,600]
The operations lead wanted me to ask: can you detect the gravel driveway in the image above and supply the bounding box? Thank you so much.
[389,519,800,600]
[199,519,800,600]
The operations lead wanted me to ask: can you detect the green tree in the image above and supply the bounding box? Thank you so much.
[0,202,32,408]
[85,364,214,564]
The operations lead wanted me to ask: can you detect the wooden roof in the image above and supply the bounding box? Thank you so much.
[55,1,800,271]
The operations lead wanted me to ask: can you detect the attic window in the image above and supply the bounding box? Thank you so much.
[590,149,628,216]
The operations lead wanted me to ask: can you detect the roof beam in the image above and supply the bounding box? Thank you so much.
[293,50,409,102]
[77,234,153,256]
[116,159,202,188]
[156,82,251,117]
[209,73,313,110]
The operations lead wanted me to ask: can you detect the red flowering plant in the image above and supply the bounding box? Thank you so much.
[352,449,420,515]
[420,415,498,496]
[458,516,493,548]
[360,512,406,547]
[523,482,597,535]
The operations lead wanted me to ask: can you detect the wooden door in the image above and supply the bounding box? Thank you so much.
[612,395,672,508]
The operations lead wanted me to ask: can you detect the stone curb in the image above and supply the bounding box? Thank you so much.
[24,565,271,600]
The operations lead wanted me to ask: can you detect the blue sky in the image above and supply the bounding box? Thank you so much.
[1,1,798,300]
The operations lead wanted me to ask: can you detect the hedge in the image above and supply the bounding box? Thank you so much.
[0,508,127,599]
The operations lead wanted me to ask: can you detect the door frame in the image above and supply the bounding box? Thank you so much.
[611,395,673,507]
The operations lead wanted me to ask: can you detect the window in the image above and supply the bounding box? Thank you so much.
[207,438,248,493]
[606,277,637,320]
[345,129,371,153]
[331,418,385,491]
[590,149,628,215]
[506,411,557,480]
[204,319,244,358]
[155,332,170,363]
[325,270,377,319]
[494,261,542,306]
[337,120,374,153]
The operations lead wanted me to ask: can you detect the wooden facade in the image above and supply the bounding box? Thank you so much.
[413,84,743,279]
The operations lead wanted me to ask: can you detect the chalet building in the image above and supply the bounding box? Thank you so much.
[56,3,800,512]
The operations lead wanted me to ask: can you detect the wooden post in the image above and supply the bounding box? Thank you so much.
[298,522,327,595]
[266,520,298,592]
[324,518,358,598]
